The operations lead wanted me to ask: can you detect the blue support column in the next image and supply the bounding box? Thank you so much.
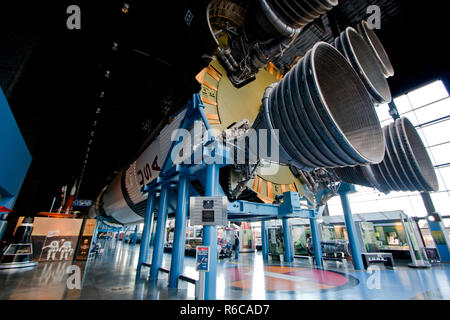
[132,225,138,246]
[282,218,294,263]
[115,228,121,248]
[150,186,170,279]
[137,193,156,275]
[309,215,323,268]
[123,230,128,245]
[261,221,269,261]
[338,184,364,270]
[0,212,9,243]
[169,174,190,288]
[150,220,156,247]
[203,164,219,300]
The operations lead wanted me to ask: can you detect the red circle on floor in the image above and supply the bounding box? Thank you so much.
[226,266,352,292]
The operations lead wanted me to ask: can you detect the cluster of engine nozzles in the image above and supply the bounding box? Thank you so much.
[253,21,439,193]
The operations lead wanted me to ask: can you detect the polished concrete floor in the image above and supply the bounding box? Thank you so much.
[0,241,449,300]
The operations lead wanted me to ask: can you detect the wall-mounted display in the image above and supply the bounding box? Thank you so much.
[239,222,255,252]
[359,222,379,253]
[292,225,311,256]
[31,217,83,262]
[268,226,284,255]
[375,224,408,251]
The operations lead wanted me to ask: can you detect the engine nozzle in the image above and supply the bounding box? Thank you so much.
[253,42,385,171]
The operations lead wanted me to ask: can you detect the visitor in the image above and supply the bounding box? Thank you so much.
[234,235,240,260]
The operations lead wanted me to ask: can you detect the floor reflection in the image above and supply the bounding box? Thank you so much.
[0,241,449,300]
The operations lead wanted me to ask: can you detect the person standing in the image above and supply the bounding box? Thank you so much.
[234,235,240,260]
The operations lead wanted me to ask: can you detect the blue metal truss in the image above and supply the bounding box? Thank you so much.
[136,93,326,299]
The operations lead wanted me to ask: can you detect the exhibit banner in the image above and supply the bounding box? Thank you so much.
[31,217,83,262]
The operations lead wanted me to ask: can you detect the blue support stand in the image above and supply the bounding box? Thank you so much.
[304,191,325,269]
[203,164,219,300]
[139,93,316,299]
[309,214,323,268]
[338,183,364,270]
[150,186,170,279]
[282,218,293,263]
[132,225,138,246]
[137,193,156,276]
[169,174,190,288]
[261,221,269,261]
[0,212,9,243]
[115,227,121,248]
[150,219,156,247]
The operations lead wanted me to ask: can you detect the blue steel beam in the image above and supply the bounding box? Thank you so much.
[203,163,220,300]
[150,186,170,279]
[150,218,157,247]
[132,225,138,246]
[227,192,313,222]
[309,213,323,268]
[141,93,321,301]
[168,173,190,288]
[261,221,269,261]
[160,94,213,175]
[115,227,121,247]
[282,218,294,262]
[137,193,156,276]
[306,190,328,268]
[338,183,364,270]
[0,213,9,243]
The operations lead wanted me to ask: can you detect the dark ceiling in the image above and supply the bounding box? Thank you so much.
[1,0,449,217]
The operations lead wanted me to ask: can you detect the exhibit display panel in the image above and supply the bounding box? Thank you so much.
[239,222,255,253]
[358,222,380,253]
[267,225,284,256]
[31,217,83,262]
[375,224,409,251]
[292,225,311,256]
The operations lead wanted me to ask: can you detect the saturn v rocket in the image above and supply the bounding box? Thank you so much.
[89,0,438,225]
